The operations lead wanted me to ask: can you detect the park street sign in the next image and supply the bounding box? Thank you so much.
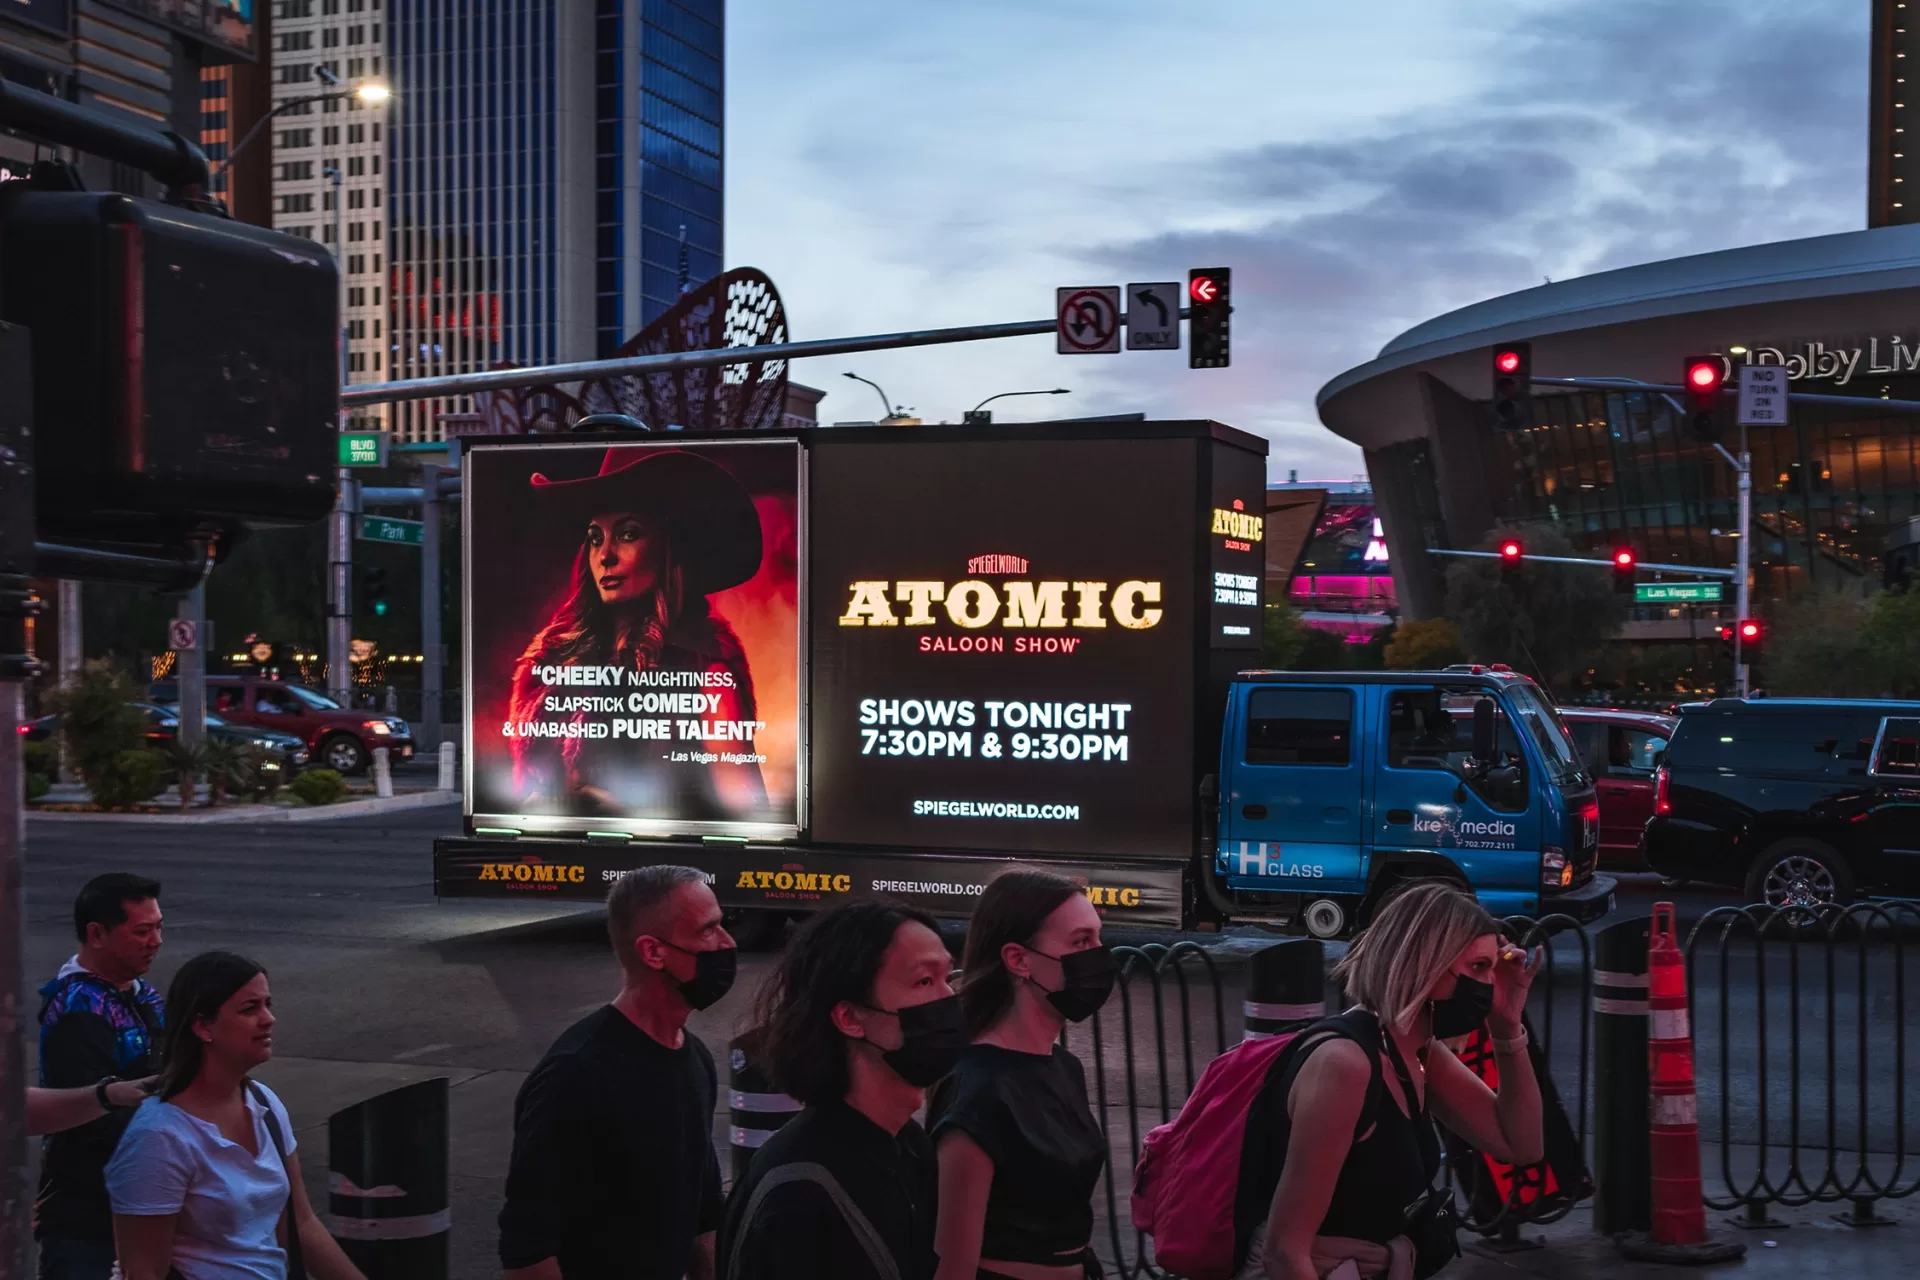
[1635,582,1724,604]
[358,514,423,546]
[338,431,390,467]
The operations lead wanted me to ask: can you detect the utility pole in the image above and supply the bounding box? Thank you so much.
[326,163,352,701]
[57,579,80,782]
[420,463,442,751]
[1733,424,1752,696]
[176,583,206,747]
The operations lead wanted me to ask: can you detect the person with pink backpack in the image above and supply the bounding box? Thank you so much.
[1133,882,1543,1280]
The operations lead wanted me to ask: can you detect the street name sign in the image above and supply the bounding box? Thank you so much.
[1635,582,1724,603]
[1056,286,1122,354]
[338,430,390,467]
[1737,365,1788,427]
[1126,282,1181,350]
[359,514,424,546]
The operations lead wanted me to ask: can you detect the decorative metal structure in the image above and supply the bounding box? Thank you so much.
[471,269,789,435]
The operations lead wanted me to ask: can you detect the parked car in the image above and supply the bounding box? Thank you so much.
[149,677,411,775]
[23,703,309,774]
[1643,697,1920,909]
[1560,707,1678,869]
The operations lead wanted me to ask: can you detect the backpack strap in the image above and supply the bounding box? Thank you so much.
[728,1161,901,1280]
[1275,1012,1386,1141]
[248,1082,307,1280]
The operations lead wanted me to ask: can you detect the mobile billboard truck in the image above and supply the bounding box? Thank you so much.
[436,421,1615,936]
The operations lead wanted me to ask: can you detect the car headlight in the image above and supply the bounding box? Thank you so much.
[387,718,409,734]
[293,751,309,764]
[364,720,392,735]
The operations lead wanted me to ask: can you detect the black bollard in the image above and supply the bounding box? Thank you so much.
[327,1077,450,1280]
[1591,917,1651,1236]
[1243,939,1325,1040]
[728,1029,801,1181]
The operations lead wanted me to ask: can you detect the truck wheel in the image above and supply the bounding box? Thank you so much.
[320,733,368,775]
[1743,838,1854,924]
[1303,898,1348,939]
[724,909,787,952]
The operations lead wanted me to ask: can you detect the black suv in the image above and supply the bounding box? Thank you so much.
[1643,697,1920,909]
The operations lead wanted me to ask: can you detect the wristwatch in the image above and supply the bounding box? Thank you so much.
[95,1077,123,1110]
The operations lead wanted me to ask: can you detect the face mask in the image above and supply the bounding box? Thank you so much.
[1430,974,1494,1040]
[659,942,737,1011]
[1029,945,1118,1022]
[864,993,969,1087]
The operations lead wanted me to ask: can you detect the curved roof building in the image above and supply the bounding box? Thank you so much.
[1314,225,1920,631]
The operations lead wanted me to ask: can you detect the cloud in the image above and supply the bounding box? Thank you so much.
[1063,0,1868,477]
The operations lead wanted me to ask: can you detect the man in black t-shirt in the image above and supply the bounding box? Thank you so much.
[500,866,738,1280]
[36,873,165,1280]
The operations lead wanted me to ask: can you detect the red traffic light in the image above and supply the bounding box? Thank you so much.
[1613,548,1636,569]
[1495,349,1523,375]
[1687,360,1722,391]
[1738,620,1761,641]
[1190,275,1219,305]
[1499,539,1523,562]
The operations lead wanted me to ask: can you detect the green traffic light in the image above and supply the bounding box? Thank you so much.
[374,600,388,617]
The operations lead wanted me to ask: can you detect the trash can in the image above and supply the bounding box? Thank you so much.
[1243,938,1326,1040]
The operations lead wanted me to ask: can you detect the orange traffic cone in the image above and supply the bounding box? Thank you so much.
[1616,902,1746,1264]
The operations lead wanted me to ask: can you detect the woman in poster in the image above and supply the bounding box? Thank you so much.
[508,447,770,821]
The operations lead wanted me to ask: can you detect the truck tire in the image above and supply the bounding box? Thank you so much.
[1743,837,1854,924]
[320,733,368,775]
[724,908,787,952]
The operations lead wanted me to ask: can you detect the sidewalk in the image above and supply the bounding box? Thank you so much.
[1452,1202,1906,1278]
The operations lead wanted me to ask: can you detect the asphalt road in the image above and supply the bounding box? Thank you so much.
[15,809,1918,1279]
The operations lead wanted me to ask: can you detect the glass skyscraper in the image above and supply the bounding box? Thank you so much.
[389,0,723,439]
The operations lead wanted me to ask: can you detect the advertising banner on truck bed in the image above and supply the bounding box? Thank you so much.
[809,436,1199,858]
[464,440,802,838]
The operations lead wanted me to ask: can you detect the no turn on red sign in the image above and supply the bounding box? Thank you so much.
[1056,286,1122,354]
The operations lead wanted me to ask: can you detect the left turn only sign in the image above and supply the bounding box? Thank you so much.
[1056,287,1122,354]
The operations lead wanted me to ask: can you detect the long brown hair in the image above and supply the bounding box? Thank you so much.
[154,951,267,1100]
[958,870,1082,1036]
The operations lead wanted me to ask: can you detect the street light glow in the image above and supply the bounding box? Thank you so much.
[355,82,392,103]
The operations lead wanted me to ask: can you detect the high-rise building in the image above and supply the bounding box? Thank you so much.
[267,0,391,431]
[387,0,723,441]
[1871,0,1920,227]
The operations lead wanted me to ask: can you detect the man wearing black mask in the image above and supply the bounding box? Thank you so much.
[502,865,736,1280]
[720,903,965,1280]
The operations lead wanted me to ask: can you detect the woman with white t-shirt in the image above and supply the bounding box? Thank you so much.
[106,951,364,1280]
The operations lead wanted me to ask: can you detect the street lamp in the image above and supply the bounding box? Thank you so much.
[842,371,905,422]
[211,67,390,189]
[964,388,1070,424]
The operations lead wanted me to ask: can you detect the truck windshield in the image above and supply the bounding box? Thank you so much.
[1506,684,1586,785]
[288,685,345,711]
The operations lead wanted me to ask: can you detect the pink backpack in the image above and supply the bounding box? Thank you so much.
[1129,1031,1300,1280]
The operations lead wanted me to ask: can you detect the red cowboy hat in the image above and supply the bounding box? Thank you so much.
[530,447,763,594]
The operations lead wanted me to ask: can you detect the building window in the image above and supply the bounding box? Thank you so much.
[277,30,313,52]
[278,193,315,213]
[371,155,380,175]
[348,222,364,241]
[280,161,314,181]
[323,28,340,48]
[347,124,363,144]
[373,286,381,305]
[277,64,313,84]
[348,58,363,76]
[323,126,340,145]
[275,0,314,16]
[200,110,227,131]
[347,156,363,176]
[277,129,313,148]
[323,0,339,13]
[322,225,334,242]
[347,189,364,209]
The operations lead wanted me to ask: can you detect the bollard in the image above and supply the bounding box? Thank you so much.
[727,1029,801,1181]
[1615,904,1745,1265]
[371,746,393,798]
[1242,939,1325,1040]
[437,740,456,792]
[1591,915,1651,1235]
[328,1077,450,1280]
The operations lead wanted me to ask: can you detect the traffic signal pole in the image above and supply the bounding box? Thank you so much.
[328,478,355,701]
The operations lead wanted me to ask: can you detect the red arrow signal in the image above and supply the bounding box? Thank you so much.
[1190,276,1218,305]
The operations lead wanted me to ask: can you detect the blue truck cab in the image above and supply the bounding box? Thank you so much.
[1206,666,1616,937]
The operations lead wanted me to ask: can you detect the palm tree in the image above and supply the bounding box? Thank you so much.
[163,739,206,812]
[203,738,255,808]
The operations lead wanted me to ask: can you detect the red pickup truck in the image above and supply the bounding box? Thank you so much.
[151,676,413,775]
[1560,707,1677,869]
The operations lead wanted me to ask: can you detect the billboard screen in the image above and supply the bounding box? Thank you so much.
[99,0,255,60]
[465,440,802,839]
[809,435,1200,858]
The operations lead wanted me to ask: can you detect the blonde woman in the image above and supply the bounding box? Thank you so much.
[1233,882,1544,1280]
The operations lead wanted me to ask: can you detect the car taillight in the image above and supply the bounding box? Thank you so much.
[1654,765,1670,815]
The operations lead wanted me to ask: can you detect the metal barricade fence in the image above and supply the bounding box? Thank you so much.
[1685,899,1920,1227]
[1063,902,1916,1277]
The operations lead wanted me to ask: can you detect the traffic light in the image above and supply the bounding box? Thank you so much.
[1683,356,1724,441]
[1499,537,1523,577]
[360,565,389,618]
[1611,547,1637,593]
[1490,341,1534,430]
[1188,268,1231,369]
[1735,618,1762,666]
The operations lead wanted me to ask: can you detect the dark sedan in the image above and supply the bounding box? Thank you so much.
[23,703,309,773]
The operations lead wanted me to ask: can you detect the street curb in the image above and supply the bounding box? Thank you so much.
[27,790,461,825]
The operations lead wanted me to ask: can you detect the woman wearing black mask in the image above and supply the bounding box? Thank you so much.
[929,871,1115,1280]
[1234,881,1544,1280]
[721,902,964,1280]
